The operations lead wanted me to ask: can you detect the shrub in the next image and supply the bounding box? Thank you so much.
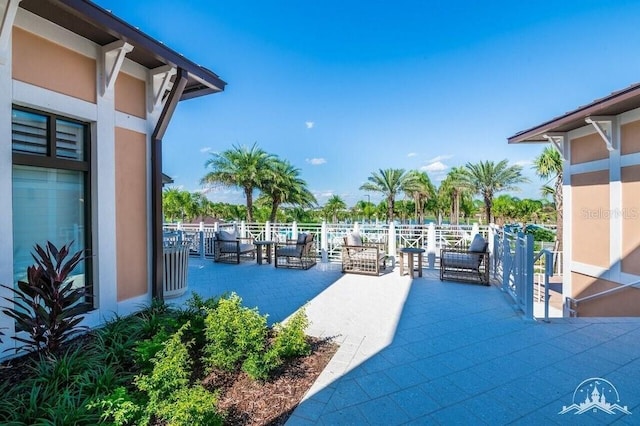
[203,293,267,371]
[136,322,193,421]
[1,241,89,353]
[155,385,223,426]
[88,386,145,426]
[272,308,311,358]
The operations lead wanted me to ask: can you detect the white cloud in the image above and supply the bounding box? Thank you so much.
[426,154,453,163]
[306,157,326,165]
[421,161,448,172]
[407,152,417,157]
[514,159,533,167]
[305,121,315,129]
[200,147,214,154]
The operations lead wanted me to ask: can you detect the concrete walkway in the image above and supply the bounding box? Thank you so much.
[173,259,640,425]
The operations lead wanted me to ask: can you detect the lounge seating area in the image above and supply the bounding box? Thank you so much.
[440,234,490,285]
[341,233,388,276]
[274,232,317,270]
[213,230,256,264]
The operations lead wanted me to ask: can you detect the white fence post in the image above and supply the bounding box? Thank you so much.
[388,222,397,261]
[321,220,328,263]
[265,221,271,241]
[240,221,246,238]
[427,222,436,268]
[199,221,205,259]
[292,221,298,240]
[353,221,360,234]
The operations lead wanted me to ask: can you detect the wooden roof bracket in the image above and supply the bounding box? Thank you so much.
[0,0,22,65]
[543,133,567,160]
[102,40,133,94]
[150,65,176,113]
[585,116,615,151]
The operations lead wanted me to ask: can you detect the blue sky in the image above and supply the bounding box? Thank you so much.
[96,0,640,206]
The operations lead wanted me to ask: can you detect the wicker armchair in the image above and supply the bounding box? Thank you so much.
[213,230,256,264]
[440,234,489,285]
[274,233,317,270]
[341,233,388,276]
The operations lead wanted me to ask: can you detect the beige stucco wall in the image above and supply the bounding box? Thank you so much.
[12,27,96,103]
[115,127,148,301]
[571,170,610,267]
[115,73,146,118]
[572,272,640,316]
[621,120,640,155]
[621,165,640,275]
[570,132,609,164]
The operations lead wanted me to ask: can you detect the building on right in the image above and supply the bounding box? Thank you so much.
[509,83,640,316]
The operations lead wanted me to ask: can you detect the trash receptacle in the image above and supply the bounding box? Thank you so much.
[163,240,190,298]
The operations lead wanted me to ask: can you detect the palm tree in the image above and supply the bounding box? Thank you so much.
[360,168,414,222]
[438,167,471,225]
[200,143,273,222]
[459,160,529,224]
[323,195,347,223]
[533,146,563,251]
[404,170,435,224]
[258,158,317,222]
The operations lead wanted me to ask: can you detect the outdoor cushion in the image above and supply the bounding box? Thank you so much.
[346,232,363,246]
[217,230,237,241]
[469,234,486,252]
[297,233,307,244]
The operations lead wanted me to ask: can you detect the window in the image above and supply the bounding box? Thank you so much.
[11,107,92,304]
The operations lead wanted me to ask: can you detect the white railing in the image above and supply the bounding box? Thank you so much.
[491,226,535,320]
[164,221,492,263]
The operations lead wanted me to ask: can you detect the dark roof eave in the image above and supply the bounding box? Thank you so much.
[51,0,227,96]
[508,82,640,144]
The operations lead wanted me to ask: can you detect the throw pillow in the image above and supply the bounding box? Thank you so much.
[469,234,486,252]
[346,233,363,246]
[218,230,237,241]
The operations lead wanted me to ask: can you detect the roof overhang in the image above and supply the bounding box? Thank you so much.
[508,82,640,144]
[19,0,227,100]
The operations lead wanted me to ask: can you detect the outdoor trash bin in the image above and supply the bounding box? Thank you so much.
[163,241,190,298]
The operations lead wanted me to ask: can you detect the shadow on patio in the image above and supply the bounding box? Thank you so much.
[172,259,640,425]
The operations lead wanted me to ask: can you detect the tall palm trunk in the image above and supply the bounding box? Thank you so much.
[244,187,254,222]
[554,175,563,252]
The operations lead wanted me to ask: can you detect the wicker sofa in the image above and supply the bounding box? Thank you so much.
[440,234,489,285]
[341,233,388,276]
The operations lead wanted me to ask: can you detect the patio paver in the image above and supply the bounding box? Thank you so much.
[174,258,640,425]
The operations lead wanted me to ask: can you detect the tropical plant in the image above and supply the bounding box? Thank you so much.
[1,241,89,354]
[323,195,347,223]
[360,168,415,222]
[201,143,274,222]
[258,158,317,222]
[459,160,529,224]
[533,146,563,251]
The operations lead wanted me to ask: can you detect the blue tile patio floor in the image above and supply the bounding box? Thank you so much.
[170,258,640,425]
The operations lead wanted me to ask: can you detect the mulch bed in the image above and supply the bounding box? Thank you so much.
[0,336,338,426]
[206,337,338,425]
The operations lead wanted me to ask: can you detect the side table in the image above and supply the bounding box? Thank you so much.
[254,241,275,265]
[399,247,426,278]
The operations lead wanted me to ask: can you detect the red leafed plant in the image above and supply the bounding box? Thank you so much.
[2,241,89,354]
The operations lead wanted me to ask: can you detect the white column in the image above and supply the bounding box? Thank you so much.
[0,0,15,353]
[93,45,119,319]
[609,118,622,283]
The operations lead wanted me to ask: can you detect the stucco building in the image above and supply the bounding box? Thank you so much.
[509,83,640,316]
[0,0,225,353]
